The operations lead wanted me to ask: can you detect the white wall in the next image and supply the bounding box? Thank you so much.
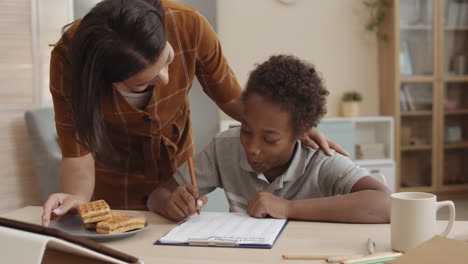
[74,0,101,19]
[38,0,74,107]
[176,0,220,152]
[217,0,379,117]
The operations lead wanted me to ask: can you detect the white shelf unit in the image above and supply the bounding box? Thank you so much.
[317,117,395,192]
[220,116,396,192]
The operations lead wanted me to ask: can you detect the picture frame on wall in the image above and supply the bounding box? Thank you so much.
[399,40,414,76]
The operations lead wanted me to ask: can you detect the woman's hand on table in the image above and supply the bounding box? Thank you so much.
[300,127,350,157]
[42,193,88,227]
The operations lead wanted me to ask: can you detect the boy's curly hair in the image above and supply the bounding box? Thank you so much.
[243,55,329,135]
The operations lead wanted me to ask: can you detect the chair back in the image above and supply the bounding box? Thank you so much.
[24,108,62,202]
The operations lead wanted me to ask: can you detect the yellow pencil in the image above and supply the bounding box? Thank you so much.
[188,157,200,215]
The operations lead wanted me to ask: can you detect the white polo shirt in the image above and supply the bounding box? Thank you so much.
[174,128,370,212]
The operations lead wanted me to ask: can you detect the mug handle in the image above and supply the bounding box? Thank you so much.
[436,200,455,237]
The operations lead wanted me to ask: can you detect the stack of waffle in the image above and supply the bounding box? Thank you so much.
[76,200,145,234]
[96,215,146,234]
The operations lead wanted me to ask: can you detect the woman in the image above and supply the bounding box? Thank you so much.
[42,0,346,226]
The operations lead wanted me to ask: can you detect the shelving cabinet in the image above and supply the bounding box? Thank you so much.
[379,0,468,193]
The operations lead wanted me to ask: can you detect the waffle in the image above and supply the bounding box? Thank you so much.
[110,211,127,218]
[77,200,112,224]
[84,211,127,230]
[84,222,97,230]
[96,216,146,234]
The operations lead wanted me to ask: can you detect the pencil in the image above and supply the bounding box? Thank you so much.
[340,252,403,264]
[188,157,200,215]
[281,254,365,261]
[327,254,366,263]
[282,254,330,260]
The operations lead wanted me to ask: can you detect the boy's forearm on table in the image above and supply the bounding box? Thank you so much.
[288,190,390,223]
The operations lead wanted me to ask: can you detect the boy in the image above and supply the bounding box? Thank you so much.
[148,55,391,223]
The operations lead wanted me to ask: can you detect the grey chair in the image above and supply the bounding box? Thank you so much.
[24,107,62,202]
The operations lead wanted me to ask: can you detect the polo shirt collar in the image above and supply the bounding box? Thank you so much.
[239,141,308,184]
[283,141,308,182]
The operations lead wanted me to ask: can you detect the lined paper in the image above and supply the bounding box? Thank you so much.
[158,212,287,246]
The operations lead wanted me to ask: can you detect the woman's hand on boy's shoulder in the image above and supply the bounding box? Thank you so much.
[247,191,290,219]
[301,127,350,157]
[165,184,207,221]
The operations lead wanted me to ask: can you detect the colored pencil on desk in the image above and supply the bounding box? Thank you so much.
[282,254,330,260]
[327,254,366,263]
[281,254,367,261]
[188,157,200,215]
[340,252,403,264]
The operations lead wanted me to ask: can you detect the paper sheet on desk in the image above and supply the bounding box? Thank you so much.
[156,212,287,247]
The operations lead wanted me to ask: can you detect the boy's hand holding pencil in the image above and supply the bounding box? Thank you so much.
[165,184,207,221]
[161,157,205,221]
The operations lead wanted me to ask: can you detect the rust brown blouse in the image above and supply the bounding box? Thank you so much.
[49,0,242,210]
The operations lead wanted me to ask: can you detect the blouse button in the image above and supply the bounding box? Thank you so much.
[141,195,149,204]
[143,115,152,122]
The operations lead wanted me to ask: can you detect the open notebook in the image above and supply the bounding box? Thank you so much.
[155,212,288,249]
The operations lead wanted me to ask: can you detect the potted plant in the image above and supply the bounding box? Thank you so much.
[341,91,363,117]
[363,0,390,40]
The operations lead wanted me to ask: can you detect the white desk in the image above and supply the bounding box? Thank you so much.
[2,206,468,264]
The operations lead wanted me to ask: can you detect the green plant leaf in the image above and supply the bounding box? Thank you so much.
[363,0,389,40]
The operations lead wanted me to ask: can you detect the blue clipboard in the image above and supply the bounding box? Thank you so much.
[154,220,288,249]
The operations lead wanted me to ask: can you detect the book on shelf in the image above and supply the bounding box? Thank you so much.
[445,34,455,76]
[400,87,411,112]
[402,85,416,111]
[401,84,433,111]
[399,40,414,76]
[444,3,467,76]
[400,88,409,112]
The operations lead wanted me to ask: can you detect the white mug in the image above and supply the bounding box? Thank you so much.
[390,192,455,252]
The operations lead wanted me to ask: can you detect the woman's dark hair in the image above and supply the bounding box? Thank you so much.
[243,55,329,135]
[70,0,166,163]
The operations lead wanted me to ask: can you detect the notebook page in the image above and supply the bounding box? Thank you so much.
[158,212,286,245]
